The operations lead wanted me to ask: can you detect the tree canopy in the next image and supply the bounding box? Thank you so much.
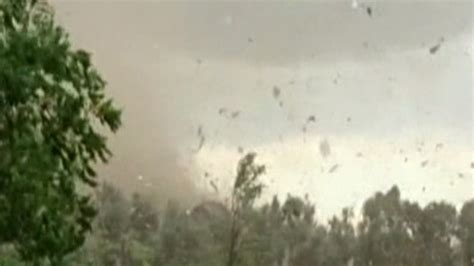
[0,0,121,263]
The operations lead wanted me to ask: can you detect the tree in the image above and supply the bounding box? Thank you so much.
[458,200,474,266]
[227,152,265,266]
[357,186,416,266]
[419,202,457,266]
[0,0,121,263]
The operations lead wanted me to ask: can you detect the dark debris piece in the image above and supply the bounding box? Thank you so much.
[366,6,372,17]
[273,86,281,98]
[319,139,331,158]
[329,164,339,173]
[421,160,428,167]
[231,111,240,119]
[218,108,227,115]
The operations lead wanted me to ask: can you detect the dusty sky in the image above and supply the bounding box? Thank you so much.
[53,0,473,220]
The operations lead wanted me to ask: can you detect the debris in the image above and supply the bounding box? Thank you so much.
[429,44,441,54]
[421,160,429,167]
[231,111,240,119]
[429,38,444,54]
[307,115,316,123]
[404,157,408,163]
[248,37,253,43]
[204,172,210,178]
[279,101,284,107]
[319,139,331,158]
[302,126,307,133]
[209,180,218,193]
[196,58,202,64]
[218,108,227,115]
[197,136,205,152]
[422,186,426,192]
[346,117,352,123]
[366,6,372,17]
[470,162,473,168]
[237,146,244,154]
[273,86,281,99]
[356,152,363,157]
[435,143,444,151]
[458,173,464,179]
[196,125,205,152]
[329,164,339,173]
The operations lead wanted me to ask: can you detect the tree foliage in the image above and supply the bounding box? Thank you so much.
[0,0,121,263]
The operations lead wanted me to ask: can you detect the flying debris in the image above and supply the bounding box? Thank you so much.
[422,186,426,192]
[328,164,340,173]
[248,37,253,43]
[429,38,444,54]
[420,160,429,167]
[346,117,352,123]
[351,0,373,18]
[404,157,408,163]
[302,126,307,133]
[435,143,444,151]
[231,111,240,119]
[319,139,331,158]
[366,6,372,17]
[273,86,281,99]
[237,146,244,154]
[307,115,316,123]
[218,108,227,115]
[458,173,464,179]
[210,180,219,193]
[204,172,210,178]
[429,44,441,54]
[471,162,474,168]
[196,125,205,152]
[196,58,202,64]
[356,152,363,158]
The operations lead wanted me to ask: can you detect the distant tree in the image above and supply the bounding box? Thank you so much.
[419,202,457,266]
[357,186,416,266]
[0,0,121,263]
[323,208,356,266]
[95,183,131,266]
[458,200,474,266]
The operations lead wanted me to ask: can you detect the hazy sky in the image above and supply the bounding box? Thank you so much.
[53,0,473,220]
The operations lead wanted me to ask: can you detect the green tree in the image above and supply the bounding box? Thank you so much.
[0,0,121,263]
[227,152,265,266]
[357,186,416,266]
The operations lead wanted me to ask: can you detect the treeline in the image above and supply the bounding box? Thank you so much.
[2,155,471,266]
